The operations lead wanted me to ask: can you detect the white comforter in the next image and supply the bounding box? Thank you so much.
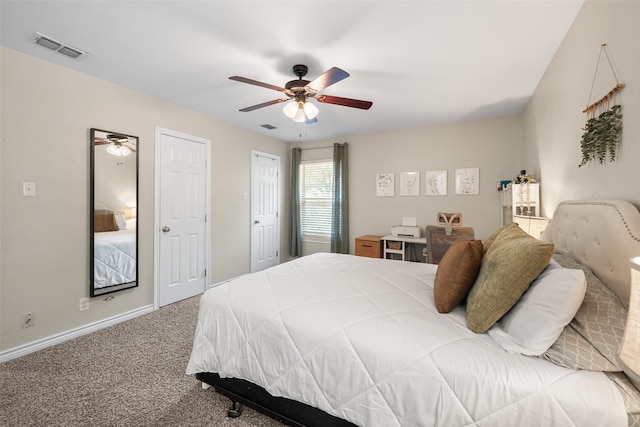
[186,253,627,427]
[93,229,136,288]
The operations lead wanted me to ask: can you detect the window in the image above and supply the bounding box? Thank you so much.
[300,160,333,241]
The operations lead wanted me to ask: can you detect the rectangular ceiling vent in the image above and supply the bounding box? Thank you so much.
[260,124,277,130]
[34,33,89,59]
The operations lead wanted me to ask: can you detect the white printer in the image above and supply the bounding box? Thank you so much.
[391,225,423,238]
[390,217,423,238]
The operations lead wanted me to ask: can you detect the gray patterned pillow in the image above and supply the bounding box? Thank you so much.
[541,254,627,372]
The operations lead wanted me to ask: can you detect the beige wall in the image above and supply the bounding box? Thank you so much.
[293,114,523,250]
[522,0,640,214]
[0,47,289,352]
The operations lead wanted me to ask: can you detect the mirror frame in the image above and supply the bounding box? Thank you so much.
[90,128,139,297]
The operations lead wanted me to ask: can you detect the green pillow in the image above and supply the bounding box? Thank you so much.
[466,224,554,333]
[482,222,519,256]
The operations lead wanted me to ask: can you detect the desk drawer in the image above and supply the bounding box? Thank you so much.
[355,235,382,258]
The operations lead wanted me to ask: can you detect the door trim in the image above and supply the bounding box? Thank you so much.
[154,127,211,310]
[251,150,280,273]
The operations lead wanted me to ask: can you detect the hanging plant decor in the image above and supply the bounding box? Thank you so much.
[579,44,624,168]
[579,104,623,167]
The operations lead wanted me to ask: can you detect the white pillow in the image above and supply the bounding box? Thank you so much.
[487,259,587,356]
[114,212,127,230]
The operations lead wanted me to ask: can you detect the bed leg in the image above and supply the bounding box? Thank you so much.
[227,400,244,418]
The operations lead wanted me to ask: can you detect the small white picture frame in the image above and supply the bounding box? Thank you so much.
[400,171,420,196]
[424,170,447,196]
[376,173,395,197]
[455,168,480,195]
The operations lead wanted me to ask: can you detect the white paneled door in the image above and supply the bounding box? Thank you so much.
[251,151,280,273]
[156,129,210,307]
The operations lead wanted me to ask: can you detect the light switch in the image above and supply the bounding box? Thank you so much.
[23,182,36,197]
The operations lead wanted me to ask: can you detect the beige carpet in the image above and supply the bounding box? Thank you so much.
[0,296,282,426]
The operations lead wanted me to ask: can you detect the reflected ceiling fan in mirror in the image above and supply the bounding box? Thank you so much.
[94,134,137,157]
[230,64,373,124]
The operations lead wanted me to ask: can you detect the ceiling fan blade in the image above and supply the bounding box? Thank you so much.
[229,76,285,92]
[239,98,289,112]
[316,95,373,110]
[307,67,349,91]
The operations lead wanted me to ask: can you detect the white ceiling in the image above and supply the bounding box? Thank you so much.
[0,0,584,143]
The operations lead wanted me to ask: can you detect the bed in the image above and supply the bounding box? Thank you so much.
[93,209,137,289]
[187,200,640,426]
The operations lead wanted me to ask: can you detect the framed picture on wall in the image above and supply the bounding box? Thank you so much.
[376,173,394,197]
[455,168,480,195]
[424,170,447,196]
[400,171,420,196]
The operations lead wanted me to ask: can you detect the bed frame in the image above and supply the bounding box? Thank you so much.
[195,372,357,426]
[197,199,640,426]
[541,199,640,308]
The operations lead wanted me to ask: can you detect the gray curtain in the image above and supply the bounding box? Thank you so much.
[289,147,302,257]
[331,143,349,253]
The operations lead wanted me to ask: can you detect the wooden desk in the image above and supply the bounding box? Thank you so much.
[382,235,426,261]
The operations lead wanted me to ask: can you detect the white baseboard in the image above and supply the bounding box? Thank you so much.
[0,304,154,363]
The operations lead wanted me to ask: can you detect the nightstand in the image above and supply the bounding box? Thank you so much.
[355,235,383,258]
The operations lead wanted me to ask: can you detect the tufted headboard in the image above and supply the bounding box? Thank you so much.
[541,200,640,308]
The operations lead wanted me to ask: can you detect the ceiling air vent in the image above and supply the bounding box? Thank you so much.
[34,33,89,59]
[260,124,277,130]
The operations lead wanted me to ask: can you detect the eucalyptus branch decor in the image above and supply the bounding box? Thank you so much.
[579,43,624,168]
[579,103,622,167]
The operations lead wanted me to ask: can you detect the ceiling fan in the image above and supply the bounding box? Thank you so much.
[230,64,373,124]
[94,134,137,156]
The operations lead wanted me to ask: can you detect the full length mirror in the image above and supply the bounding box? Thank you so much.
[90,128,138,297]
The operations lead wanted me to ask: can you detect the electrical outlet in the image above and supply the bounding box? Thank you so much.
[23,182,36,197]
[79,297,89,311]
[22,312,35,328]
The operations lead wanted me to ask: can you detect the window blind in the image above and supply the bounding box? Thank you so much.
[300,161,333,240]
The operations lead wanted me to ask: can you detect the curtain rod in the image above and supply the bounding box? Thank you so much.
[297,143,347,151]
[298,145,333,151]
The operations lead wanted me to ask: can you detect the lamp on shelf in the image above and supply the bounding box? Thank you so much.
[619,256,640,390]
[124,206,137,219]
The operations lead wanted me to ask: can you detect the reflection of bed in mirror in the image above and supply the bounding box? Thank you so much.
[93,208,136,289]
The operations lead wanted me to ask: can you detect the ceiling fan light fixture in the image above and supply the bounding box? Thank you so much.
[293,105,307,123]
[284,100,319,122]
[283,100,299,119]
[303,101,319,119]
[106,143,131,157]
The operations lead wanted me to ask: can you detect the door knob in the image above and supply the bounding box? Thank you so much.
[162,226,170,232]
[254,220,260,224]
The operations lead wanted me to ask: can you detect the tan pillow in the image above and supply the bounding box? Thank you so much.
[433,239,483,313]
[482,222,519,256]
[466,224,554,333]
[94,211,118,232]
